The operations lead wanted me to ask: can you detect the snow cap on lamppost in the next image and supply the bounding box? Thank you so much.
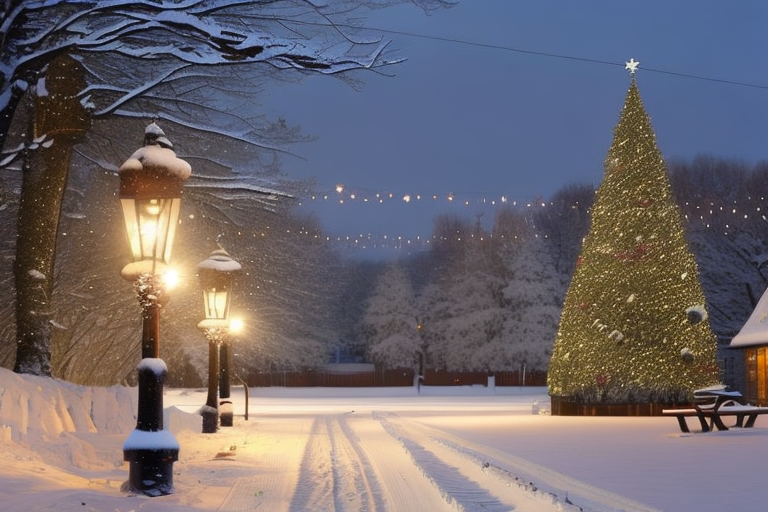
[119,122,191,281]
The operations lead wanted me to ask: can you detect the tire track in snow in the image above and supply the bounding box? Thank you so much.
[374,412,515,512]
[290,416,334,511]
[345,412,457,511]
[433,437,658,512]
[428,437,660,512]
[384,413,660,512]
[334,414,386,511]
[289,414,383,512]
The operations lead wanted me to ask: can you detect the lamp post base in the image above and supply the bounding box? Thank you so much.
[201,405,218,433]
[123,358,179,496]
[124,446,179,496]
[219,400,233,427]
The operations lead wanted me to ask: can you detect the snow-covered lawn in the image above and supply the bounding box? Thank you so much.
[0,367,765,512]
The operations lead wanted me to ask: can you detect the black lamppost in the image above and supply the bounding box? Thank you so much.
[119,123,190,496]
[197,248,241,432]
[219,330,233,426]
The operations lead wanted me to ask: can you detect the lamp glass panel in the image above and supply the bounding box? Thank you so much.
[203,288,230,321]
[163,197,181,264]
[120,198,140,261]
[122,197,180,264]
[138,199,162,261]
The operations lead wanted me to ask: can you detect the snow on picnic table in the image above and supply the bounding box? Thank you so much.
[0,368,766,512]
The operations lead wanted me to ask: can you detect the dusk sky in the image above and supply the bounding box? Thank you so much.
[264,1,768,254]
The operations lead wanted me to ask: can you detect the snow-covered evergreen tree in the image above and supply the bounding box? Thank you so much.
[362,263,421,369]
[420,232,507,372]
[500,231,563,371]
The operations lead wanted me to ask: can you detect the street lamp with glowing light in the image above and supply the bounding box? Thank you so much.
[119,123,190,496]
[197,248,241,432]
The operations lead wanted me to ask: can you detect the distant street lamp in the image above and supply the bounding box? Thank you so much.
[197,248,241,432]
[119,123,190,496]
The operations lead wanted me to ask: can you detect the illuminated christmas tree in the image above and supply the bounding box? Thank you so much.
[547,60,719,407]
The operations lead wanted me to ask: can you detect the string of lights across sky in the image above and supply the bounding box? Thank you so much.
[287,25,767,253]
[299,58,762,253]
[292,181,768,252]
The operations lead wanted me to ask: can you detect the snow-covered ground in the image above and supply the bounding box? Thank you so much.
[0,366,765,512]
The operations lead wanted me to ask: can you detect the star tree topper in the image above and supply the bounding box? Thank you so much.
[625,58,640,74]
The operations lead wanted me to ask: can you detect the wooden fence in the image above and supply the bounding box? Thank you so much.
[247,368,546,388]
[247,368,414,388]
[423,369,547,387]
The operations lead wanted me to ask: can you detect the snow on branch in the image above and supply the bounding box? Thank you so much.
[0,0,408,122]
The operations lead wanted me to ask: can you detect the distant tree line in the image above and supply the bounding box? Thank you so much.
[1,154,765,386]
[356,155,768,377]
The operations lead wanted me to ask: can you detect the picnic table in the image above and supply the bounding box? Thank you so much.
[662,387,768,433]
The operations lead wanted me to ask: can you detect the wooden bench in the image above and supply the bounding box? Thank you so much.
[663,397,768,432]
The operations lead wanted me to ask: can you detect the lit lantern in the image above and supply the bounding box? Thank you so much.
[119,123,191,281]
[197,249,242,330]
[118,122,190,496]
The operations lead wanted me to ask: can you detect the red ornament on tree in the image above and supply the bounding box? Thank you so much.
[638,197,653,207]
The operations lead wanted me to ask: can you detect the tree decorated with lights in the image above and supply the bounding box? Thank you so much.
[547,60,719,406]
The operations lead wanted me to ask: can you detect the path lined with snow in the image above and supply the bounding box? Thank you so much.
[3,370,768,512]
[180,409,571,512]
[166,391,648,512]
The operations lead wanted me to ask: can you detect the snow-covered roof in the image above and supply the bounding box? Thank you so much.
[730,286,768,348]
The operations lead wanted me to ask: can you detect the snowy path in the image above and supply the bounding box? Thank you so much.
[211,411,511,512]
[289,414,385,512]
[167,406,587,512]
[195,408,591,512]
[7,375,730,512]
